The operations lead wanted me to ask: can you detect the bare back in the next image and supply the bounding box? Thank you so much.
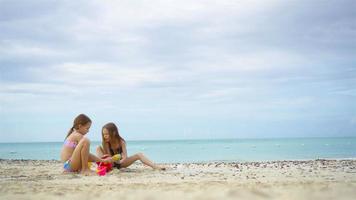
[60,132,83,162]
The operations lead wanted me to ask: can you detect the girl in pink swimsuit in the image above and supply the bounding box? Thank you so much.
[60,114,113,175]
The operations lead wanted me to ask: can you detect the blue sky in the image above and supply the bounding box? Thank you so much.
[0,0,356,142]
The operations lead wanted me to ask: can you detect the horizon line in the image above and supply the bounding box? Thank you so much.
[1,136,355,144]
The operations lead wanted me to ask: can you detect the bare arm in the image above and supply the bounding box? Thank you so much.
[89,153,111,163]
[120,142,128,161]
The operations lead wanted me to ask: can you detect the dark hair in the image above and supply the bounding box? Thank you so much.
[101,122,126,154]
[65,114,92,139]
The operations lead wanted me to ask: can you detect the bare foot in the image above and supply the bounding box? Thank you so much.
[80,169,96,176]
[154,166,166,171]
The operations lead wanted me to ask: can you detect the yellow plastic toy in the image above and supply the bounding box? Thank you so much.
[112,154,121,161]
[88,162,92,168]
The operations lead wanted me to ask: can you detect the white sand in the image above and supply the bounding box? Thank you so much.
[1,159,356,199]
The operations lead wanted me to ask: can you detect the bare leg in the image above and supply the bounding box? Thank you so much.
[120,153,165,170]
[89,153,107,163]
[96,146,104,158]
[67,138,93,174]
[80,140,91,175]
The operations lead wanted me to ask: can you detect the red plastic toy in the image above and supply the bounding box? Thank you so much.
[96,155,113,173]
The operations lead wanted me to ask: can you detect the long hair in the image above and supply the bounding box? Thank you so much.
[101,122,126,154]
[65,114,92,139]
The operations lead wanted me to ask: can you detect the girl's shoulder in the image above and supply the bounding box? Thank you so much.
[67,132,83,142]
[119,139,126,147]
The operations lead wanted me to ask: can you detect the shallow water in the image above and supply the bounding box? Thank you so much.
[0,137,355,163]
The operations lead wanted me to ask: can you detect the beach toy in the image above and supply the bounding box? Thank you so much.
[95,154,121,175]
[112,154,121,161]
[97,166,107,176]
[88,162,92,169]
[96,158,113,172]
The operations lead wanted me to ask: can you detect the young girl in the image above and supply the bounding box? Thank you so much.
[60,114,113,175]
[96,122,166,170]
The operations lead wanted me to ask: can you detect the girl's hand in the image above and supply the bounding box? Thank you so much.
[101,157,113,163]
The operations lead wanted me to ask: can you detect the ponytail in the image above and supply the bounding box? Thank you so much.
[65,114,92,140]
[65,126,74,140]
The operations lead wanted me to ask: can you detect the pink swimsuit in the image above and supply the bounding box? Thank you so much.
[64,140,77,148]
[63,140,78,172]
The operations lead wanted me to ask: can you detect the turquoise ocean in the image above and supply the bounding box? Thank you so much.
[0,137,355,163]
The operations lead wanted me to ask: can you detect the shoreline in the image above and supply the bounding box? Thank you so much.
[1,159,356,199]
[1,157,356,164]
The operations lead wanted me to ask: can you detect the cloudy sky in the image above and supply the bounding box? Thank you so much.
[0,0,355,142]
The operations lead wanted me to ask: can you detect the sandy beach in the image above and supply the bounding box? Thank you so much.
[0,159,355,200]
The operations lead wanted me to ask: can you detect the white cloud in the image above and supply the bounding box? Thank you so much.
[0,82,76,94]
[189,50,305,73]
[271,97,314,107]
[34,0,284,53]
[193,88,245,105]
[1,0,356,141]
[0,41,63,57]
[29,62,170,88]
